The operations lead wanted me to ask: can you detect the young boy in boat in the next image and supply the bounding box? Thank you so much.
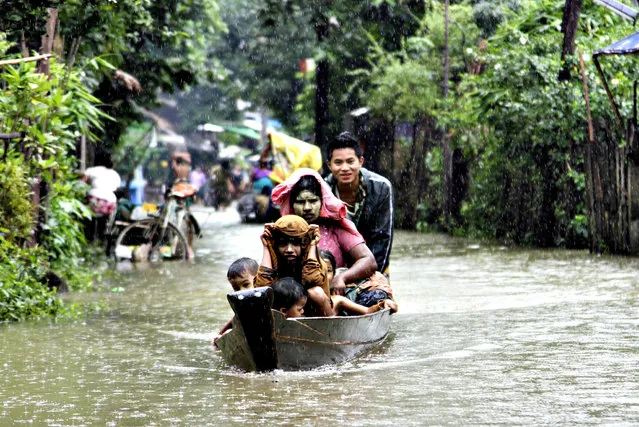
[320,250,397,316]
[227,257,258,292]
[272,277,307,318]
[255,215,333,317]
[213,257,259,347]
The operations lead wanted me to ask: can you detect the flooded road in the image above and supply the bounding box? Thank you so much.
[2,209,639,425]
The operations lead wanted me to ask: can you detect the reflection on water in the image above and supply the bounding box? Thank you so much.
[2,213,639,425]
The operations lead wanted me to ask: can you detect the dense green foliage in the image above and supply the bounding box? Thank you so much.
[360,3,480,120]
[172,0,316,133]
[56,0,225,147]
[0,236,64,321]
[2,0,225,147]
[0,1,224,321]
[455,1,632,246]
[259,0,426,138]
[251,0,636,248]
[0,158,34,242]
[173,0,636,249]
[174,0,427,136]
[0,48,102,320]
[347,0,634,247]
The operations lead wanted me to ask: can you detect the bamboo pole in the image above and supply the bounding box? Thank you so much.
[593,55,624,129]
[578,51,598,252]
[0,54,53,66]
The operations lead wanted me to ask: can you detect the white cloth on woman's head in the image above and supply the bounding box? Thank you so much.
[84,165,121,203]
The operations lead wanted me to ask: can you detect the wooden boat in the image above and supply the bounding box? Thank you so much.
[215,286,392,372]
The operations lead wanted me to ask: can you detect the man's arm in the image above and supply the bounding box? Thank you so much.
[366,180,394,273]
[333,295,397,315]
[331,243,377,295]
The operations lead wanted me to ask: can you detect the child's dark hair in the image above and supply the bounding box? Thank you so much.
[227,257,258,280]
[319,249,336,273]
[327,131,362,161]
[272,277,307,311]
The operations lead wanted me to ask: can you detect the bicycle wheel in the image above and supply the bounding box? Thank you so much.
[114,219,189,261]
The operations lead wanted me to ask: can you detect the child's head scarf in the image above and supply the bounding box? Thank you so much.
[272,215,310,240]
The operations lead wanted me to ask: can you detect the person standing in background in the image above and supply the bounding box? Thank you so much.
[82,150,121,241]
[210,160,233,211]
[189,164,208,201]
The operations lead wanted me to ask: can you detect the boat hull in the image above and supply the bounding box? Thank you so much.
[216,287,392,371]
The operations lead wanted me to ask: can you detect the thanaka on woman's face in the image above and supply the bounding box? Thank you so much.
[293,190,322,223]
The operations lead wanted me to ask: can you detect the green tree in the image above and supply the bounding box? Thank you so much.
[172,0,317,134]
[455,0,632,247]
[258,0,425,149]
[55,0,226,148]
[0,35,107,320]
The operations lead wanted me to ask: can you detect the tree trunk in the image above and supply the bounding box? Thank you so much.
[364,117,394,177]
[37,8,57,76]
[31,8,58,247]
[441,0,453,224]
[450,148,469,222]
[558,0,583,81]
[443,0,450,99]
[314,6,330,156]
[397,116,434,229]
[315,58,329,154]
[536,160,559,247]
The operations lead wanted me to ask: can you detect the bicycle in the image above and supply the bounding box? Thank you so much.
[113,180,201,262]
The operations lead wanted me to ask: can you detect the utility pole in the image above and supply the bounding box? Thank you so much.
[441,0,453,221]
[314,0,331,155]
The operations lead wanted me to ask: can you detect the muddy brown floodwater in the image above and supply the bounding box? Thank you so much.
[2,208,639,425]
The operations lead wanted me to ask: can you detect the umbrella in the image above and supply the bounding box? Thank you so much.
[222,125,260,140]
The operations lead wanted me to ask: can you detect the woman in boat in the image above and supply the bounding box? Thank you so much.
[254,214,333,316]
[271,168,378,296]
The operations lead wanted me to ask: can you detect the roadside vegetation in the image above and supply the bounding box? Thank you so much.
[0,1,224,322]
[0,35,102,320]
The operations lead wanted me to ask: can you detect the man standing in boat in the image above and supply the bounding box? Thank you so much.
[325,131,394,279]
